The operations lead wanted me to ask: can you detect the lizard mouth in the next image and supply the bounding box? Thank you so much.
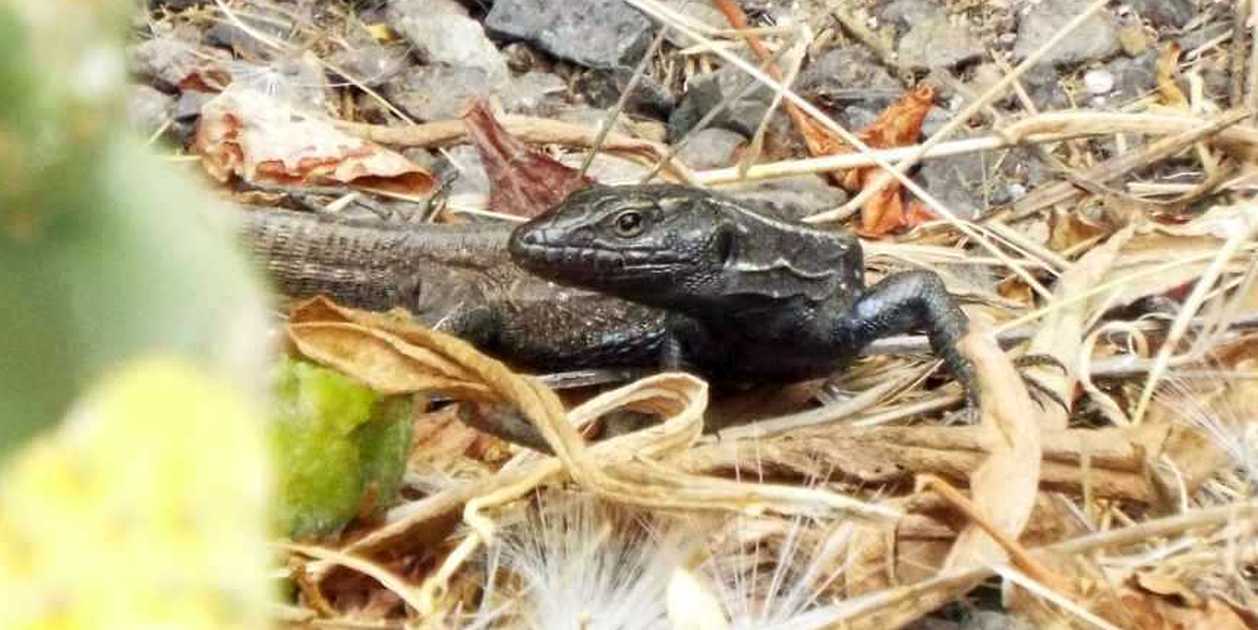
[509,233,683,278]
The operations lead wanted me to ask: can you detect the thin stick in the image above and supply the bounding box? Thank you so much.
[578,28,668,178]
[1131,210,1258,424]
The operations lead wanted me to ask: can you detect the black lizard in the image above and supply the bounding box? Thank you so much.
[508,184,977,400]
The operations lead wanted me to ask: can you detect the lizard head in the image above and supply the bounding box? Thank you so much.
[508,184,738,309]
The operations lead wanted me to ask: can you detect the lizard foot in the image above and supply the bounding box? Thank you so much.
[1012,353,1070,413]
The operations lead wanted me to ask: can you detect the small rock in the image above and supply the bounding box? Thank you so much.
[436,145,490,198]
[127,84,175,136]
[327,41,409,88]
[958,611,1035,630]
[719,176,849,222]
[896,9,984,69]
[501,71,568,114]
[1117,21,1150,56]
[486,0,656,70]
[669,66,777,138]
[1107,50,1158,100]
[130,37,224,92]
[878,0,940,33]
[1177,21,1231,54]
[388,0,509,82]
[1014,0,1120,66]
[1127,0,1196,29]
[675,128,747,169]
[575,68,675,116]
[502,42,536,74]
[1084,68,1115,94]
[384,65,498,121]
[918,147,1047,218]
[797,47,901,100]
[559,153,650,183]
[233,54,332,110]
[1020,57,1070,108]
[660,0,727,47]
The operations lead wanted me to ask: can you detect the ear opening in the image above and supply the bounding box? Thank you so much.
[714,226,736,267]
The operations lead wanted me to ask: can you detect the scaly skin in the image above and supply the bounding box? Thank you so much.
[508,184,977,401]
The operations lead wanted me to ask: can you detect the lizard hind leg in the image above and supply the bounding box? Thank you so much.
[833,270,979,407]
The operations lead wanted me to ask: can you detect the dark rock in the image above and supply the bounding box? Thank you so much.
[669,66,777,138]
[170,90,216,144]
[660,0,726,47]
[796,47,902,114]
[896,7,983,69]
[1020,61,1070,109]
[126,84,175,136]
[485,0,656,70]
[129,37,222,92]
[918,147,1047,217]
[387,0,508,82]
[1128,0,1196,29]
[675,128,746,169]
[719,176,849,222]
[574,68,675,117]
[1107,50,1158,101]
[1014,0,1120,66]
[1176,21,1230,52]
[878,0,939,33]
[384,65,498,121]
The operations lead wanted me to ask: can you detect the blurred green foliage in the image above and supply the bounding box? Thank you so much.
[0,2,268,457]
[271,358,414,539]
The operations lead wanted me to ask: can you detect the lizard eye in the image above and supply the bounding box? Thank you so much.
[613,210,645,237]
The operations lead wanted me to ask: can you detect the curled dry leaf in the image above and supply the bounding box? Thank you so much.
[462,99,592,218]
[193,86,434,195]
[1156,43,1189,109]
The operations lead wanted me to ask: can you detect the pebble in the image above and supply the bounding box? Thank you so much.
[1013,0,1120,66]
[383,65,499,121]
[675,128,747,170]
[668,66,777,138]
[486,0,656,70]
[126,84,175,136]
[1127,0,1197,29]
[895,7,984,69]
[1084,68,1115,95]
[387,0,509,83]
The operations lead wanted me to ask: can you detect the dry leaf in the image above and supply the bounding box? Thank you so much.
[1156,43,1188,109]
[462,99,592,217]
[193,85,434,195]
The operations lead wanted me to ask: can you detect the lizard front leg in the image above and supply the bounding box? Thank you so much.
[833,270,979,406]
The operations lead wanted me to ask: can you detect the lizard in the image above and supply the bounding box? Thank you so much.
[507,183,979,402]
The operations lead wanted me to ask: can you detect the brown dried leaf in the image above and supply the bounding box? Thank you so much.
[193,86,434,195]
[462,99,592,217]
[1156,43,1189,109]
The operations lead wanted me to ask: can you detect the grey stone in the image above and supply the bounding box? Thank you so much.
[575,68,675,116]
[1020,60,1070,109]
[129,37,222,92]
[126,84,175,136]
[1176,21,1230,52]
[719,176,849,222]
[1014,0,1120,66]
[878,0,939,32]
[486,0,656,70]
[501,71,568,114]
[327,42,409,88]
[669,66,776,138]
[796,47,902,119]
[559,153,650,183]
[388,0,508,82]
[1128,0,1196,29]
[385,65,498,121]
[675,128,747,169]
[1107,50,1158,100]
[958,611,1035,630]
[660,0,726,47]
[233,54,332,110]
[896,8,983,69]
[437,145,490,198]
[918,147,1047,217]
